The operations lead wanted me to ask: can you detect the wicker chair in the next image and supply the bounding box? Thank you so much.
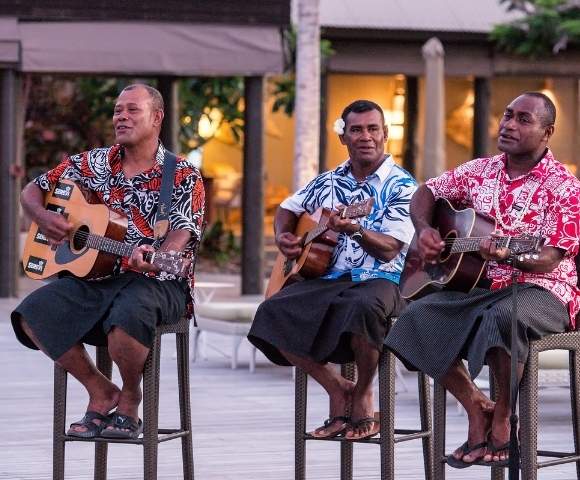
[295,317,434,480]
[52,315,194,480]
[433,255,580,480]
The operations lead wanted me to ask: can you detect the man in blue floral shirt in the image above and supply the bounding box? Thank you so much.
[249,100,416,440]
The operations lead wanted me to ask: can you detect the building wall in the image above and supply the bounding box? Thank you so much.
[200,73,580,209]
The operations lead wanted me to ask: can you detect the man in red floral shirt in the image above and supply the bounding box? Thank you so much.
[12,84,204,439]
[386,92,580,467]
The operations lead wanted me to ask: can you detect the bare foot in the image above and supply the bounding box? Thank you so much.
[452,398,495,463]
[484,407,510,463]
[344,384,377,440]
[102,386,143,435]
[310,379,355,438]
[69,382,121,434]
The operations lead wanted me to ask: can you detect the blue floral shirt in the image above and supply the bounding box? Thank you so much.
[281,155,417,284]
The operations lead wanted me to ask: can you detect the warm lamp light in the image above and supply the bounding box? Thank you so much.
[198,108,223,140]
[389,125,404,141]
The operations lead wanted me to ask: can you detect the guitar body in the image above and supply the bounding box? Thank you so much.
[265,207,338,299]
[22,180,128,280]
[399,198,495,299]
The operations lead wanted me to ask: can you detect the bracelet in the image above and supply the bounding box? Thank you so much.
[349,225,364,242]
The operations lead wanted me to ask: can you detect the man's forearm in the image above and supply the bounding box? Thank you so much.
[356,229,403,262]
[159,230,192,253]
[410,184,436,232]
[274,207,299,238]
[21,182,47,222]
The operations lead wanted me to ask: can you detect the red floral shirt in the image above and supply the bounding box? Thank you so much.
[426,150,580,327]
[35,143,205,317]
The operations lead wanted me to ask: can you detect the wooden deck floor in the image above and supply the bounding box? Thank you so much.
[1,275,578,479]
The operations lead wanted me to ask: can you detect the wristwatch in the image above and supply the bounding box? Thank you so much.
[349,225,364,242]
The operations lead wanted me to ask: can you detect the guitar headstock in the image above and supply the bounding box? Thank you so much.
[153,250,192,278]
[510,235,545,255]
[341,198,375,219]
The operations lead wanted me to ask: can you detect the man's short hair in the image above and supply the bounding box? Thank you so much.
[341,100,385,126]
[121,84,164,112]
[521,91,556,127]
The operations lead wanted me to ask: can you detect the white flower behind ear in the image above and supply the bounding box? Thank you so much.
[333,118,345,135]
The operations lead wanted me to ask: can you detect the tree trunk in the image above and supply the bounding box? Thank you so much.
[293,0,320,190]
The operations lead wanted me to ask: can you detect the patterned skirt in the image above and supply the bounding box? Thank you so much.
[384,284,569,381]
[248,275,405,366]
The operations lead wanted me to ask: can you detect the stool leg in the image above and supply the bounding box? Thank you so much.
[53,364,67,480]
[418,372,434,480]
[379,351,395,480]
[571,349,580,479]
[489,372,505,480]
[519,348,538,480]
[250,345,257,373]
[177,329,195,479]
[231,335,243,369]
[94,346,112,480]
[341,363,356,480]
[295,368,308,480]
[433,382,446,480]
[143,334,161,480]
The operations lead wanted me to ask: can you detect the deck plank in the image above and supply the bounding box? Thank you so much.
[0,275,577,479]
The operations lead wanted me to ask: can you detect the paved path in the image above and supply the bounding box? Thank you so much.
[0,275,577,479]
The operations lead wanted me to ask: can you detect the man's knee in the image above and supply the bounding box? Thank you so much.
[107,326,148,361]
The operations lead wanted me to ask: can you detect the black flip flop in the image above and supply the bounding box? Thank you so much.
[345,412,381,441]
[484,440,511,467]
[446,440,488,469]
[67,411,110,439]
[100,412,143,440]
[309,415,350,438]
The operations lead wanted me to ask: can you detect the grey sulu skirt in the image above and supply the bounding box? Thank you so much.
[384,284,569,381]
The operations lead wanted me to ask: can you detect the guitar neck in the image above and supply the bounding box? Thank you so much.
[80,232,153,263]
[450,236,533,254]
[304,223,328,246]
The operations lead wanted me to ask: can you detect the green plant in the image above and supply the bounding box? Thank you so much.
[270,27,334,116]
[178,78,244,153]
[491,0,580,57]
[23,75,130,176]
[198,220,240,266]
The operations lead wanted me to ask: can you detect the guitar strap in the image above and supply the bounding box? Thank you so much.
[153,148,178,240]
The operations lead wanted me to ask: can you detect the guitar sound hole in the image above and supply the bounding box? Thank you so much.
[72,225,89,250]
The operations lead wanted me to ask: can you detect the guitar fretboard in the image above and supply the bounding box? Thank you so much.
[449,236,537,254]
[78,232,153,262]
[303,203,372,246]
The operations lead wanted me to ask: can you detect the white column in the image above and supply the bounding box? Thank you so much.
[421,37,446,181]
[293,0,320,190]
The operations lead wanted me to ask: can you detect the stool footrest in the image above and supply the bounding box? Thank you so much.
[303,428,431,445]
[61,429,190,445]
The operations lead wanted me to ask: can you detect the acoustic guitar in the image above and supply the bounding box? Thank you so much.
[22,180,190,280]
[399,198,544,300]
[265,198,374,299]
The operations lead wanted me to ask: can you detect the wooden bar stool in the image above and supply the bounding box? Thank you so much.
[52,315,194,480]
[294,317,434,480]
[433,329,580,480]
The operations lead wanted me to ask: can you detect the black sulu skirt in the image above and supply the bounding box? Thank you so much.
[248,275,405,366]
[11,271,187,361]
